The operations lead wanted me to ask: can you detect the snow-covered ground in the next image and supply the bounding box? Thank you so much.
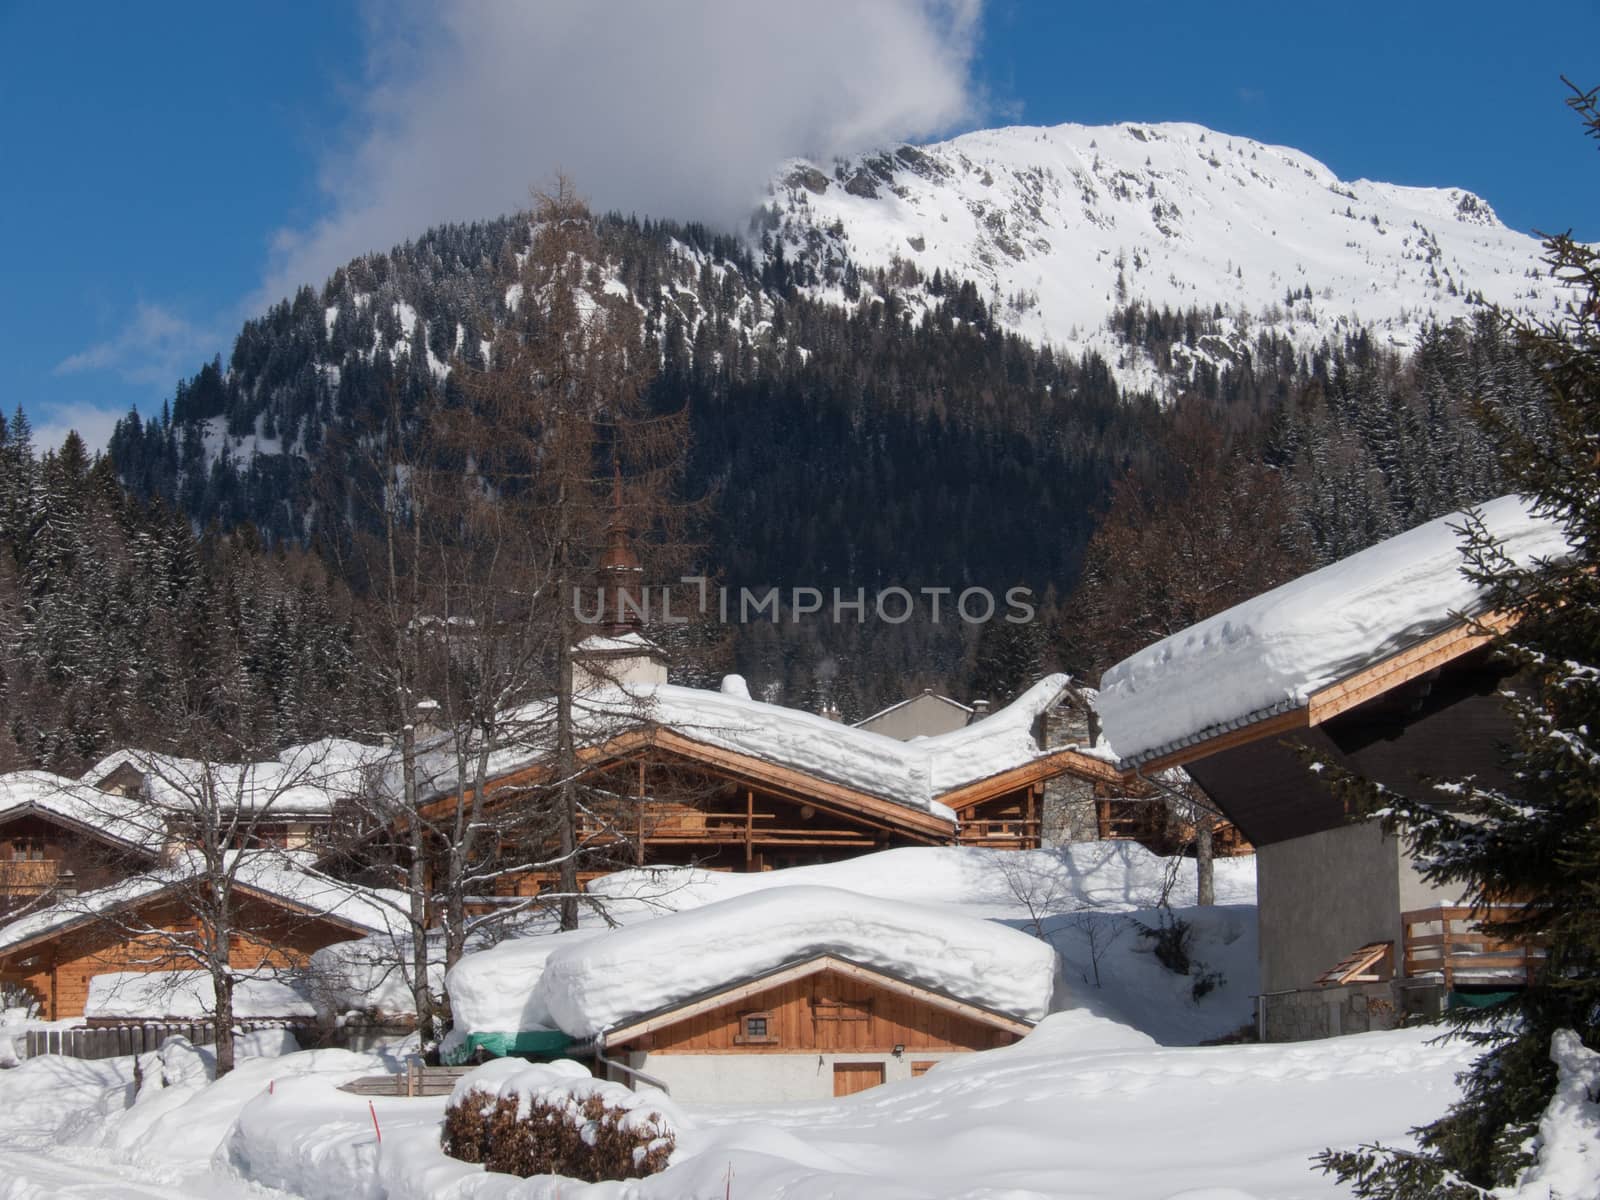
[3,844,1584,1199]
[0,1014,1483,1200]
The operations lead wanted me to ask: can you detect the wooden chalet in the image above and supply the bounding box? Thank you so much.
[601,952,1033,1101]
[0,866,391,1021]
[0,772,163,920]
[403,673,1122,902]
[1093,497,1567,1040]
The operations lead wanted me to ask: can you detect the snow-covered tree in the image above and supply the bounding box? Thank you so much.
[1318,80,1600,1198]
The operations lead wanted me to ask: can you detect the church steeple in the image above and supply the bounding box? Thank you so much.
[597,460,645,635]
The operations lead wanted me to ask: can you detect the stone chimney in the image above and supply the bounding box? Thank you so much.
[968,698,991,722]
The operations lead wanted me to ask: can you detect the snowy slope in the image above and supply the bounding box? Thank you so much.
[768,120,1569,393]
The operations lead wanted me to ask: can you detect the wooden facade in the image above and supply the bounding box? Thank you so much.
[606,955,1029,1058]
[411,726,1130,901]
[0,885,371,1021]
[0,811,156,920]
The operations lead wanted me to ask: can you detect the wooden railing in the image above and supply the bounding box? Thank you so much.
[957,818,1041,842]
[0,859,61,893]
[1402,906,1544,988]
[577,812,878,847]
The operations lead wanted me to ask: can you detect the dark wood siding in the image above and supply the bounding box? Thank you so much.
[1187,650,1521,847]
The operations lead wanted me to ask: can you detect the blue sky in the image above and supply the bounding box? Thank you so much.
[4,1,1596,452]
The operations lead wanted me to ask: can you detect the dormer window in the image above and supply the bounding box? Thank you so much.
[735,1010,777,1044]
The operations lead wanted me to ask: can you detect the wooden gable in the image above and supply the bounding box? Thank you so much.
[606,956,1030,1056]
[0,884,374,1021]
[0,810,156,918]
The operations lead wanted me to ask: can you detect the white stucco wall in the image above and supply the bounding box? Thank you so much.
[609,1050,967,1103]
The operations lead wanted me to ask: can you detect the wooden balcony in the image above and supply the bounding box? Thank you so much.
[578,811,879,849]
[0,859,61,895]
[956,818,1041,847]
[1402,906,1545,989]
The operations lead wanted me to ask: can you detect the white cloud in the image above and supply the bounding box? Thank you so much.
[261,0,985,304]
[54,301,221,389]
[31,402,128,456]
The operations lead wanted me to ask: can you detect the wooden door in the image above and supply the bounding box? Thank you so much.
[832,1061,885,1097]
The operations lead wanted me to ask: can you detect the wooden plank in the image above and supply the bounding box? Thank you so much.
[610,957,1033,1049]
[937,747,1122,813]
[832,1062,885,1096]
[1308,613,1515,726]
[1133,707,1312,774]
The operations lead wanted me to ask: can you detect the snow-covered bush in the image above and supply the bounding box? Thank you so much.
[441,1060,675,1182]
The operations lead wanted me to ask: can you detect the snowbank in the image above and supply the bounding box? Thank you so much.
[1503,1030,1600,1198]
[591,841,1257,915]
[206,1025,1478,1200]
[444,927,603,1039]
[1098,496,1573,764]
[84,970,315,1021]
[307,931,446,1022]
[536,885,1061,1037]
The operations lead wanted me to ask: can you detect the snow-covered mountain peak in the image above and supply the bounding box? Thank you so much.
[764,119,1561,392]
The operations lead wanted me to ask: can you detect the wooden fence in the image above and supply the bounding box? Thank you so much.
[21,1019,315,1062]
[1401,905,1545,989]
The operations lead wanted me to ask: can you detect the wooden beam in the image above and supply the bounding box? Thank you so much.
[938,746,1122,813]
[1307,613,1514,726]
[1134,614,1515,773]
[1132,706,1312,774]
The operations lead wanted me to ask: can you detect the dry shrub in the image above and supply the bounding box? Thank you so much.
[443,1089,675,1182]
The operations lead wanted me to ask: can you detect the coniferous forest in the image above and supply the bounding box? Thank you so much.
[0,207,1551,775]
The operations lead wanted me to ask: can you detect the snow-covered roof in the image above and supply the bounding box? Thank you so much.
[0,852,406,955]
[81,738,387,816]
[0,771,164,853]
[574,631,664,656]
[1096,496,1573,767]
[84,970,315,1021]
[411,674,1075,823]
[458,886,1060,1040]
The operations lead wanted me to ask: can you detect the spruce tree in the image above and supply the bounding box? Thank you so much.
[1317,80,1600,1198]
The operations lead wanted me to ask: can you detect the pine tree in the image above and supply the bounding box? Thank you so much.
[1317,80,1600,1198]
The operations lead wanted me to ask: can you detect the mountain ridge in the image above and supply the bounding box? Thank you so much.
[762,119,1561,393]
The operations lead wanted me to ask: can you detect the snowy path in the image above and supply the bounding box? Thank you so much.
[0,1146,267,1199]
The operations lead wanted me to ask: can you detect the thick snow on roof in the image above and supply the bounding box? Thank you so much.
[1097,495,1573,766]
[574,631,663,655]
[532,885,1060,1038]
[84,970,315,1021]
[0,770,164,852]
[412,674,1072,821]
[0,852,406,954]
[445,928,605,1038]
[81,738,387,815]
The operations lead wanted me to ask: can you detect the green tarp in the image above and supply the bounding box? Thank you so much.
[442,1029,575,1065]
[1448,989,1519,1010]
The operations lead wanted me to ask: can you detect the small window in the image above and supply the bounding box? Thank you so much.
[911,1060,937,1077]
[734,1010,778,1044]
